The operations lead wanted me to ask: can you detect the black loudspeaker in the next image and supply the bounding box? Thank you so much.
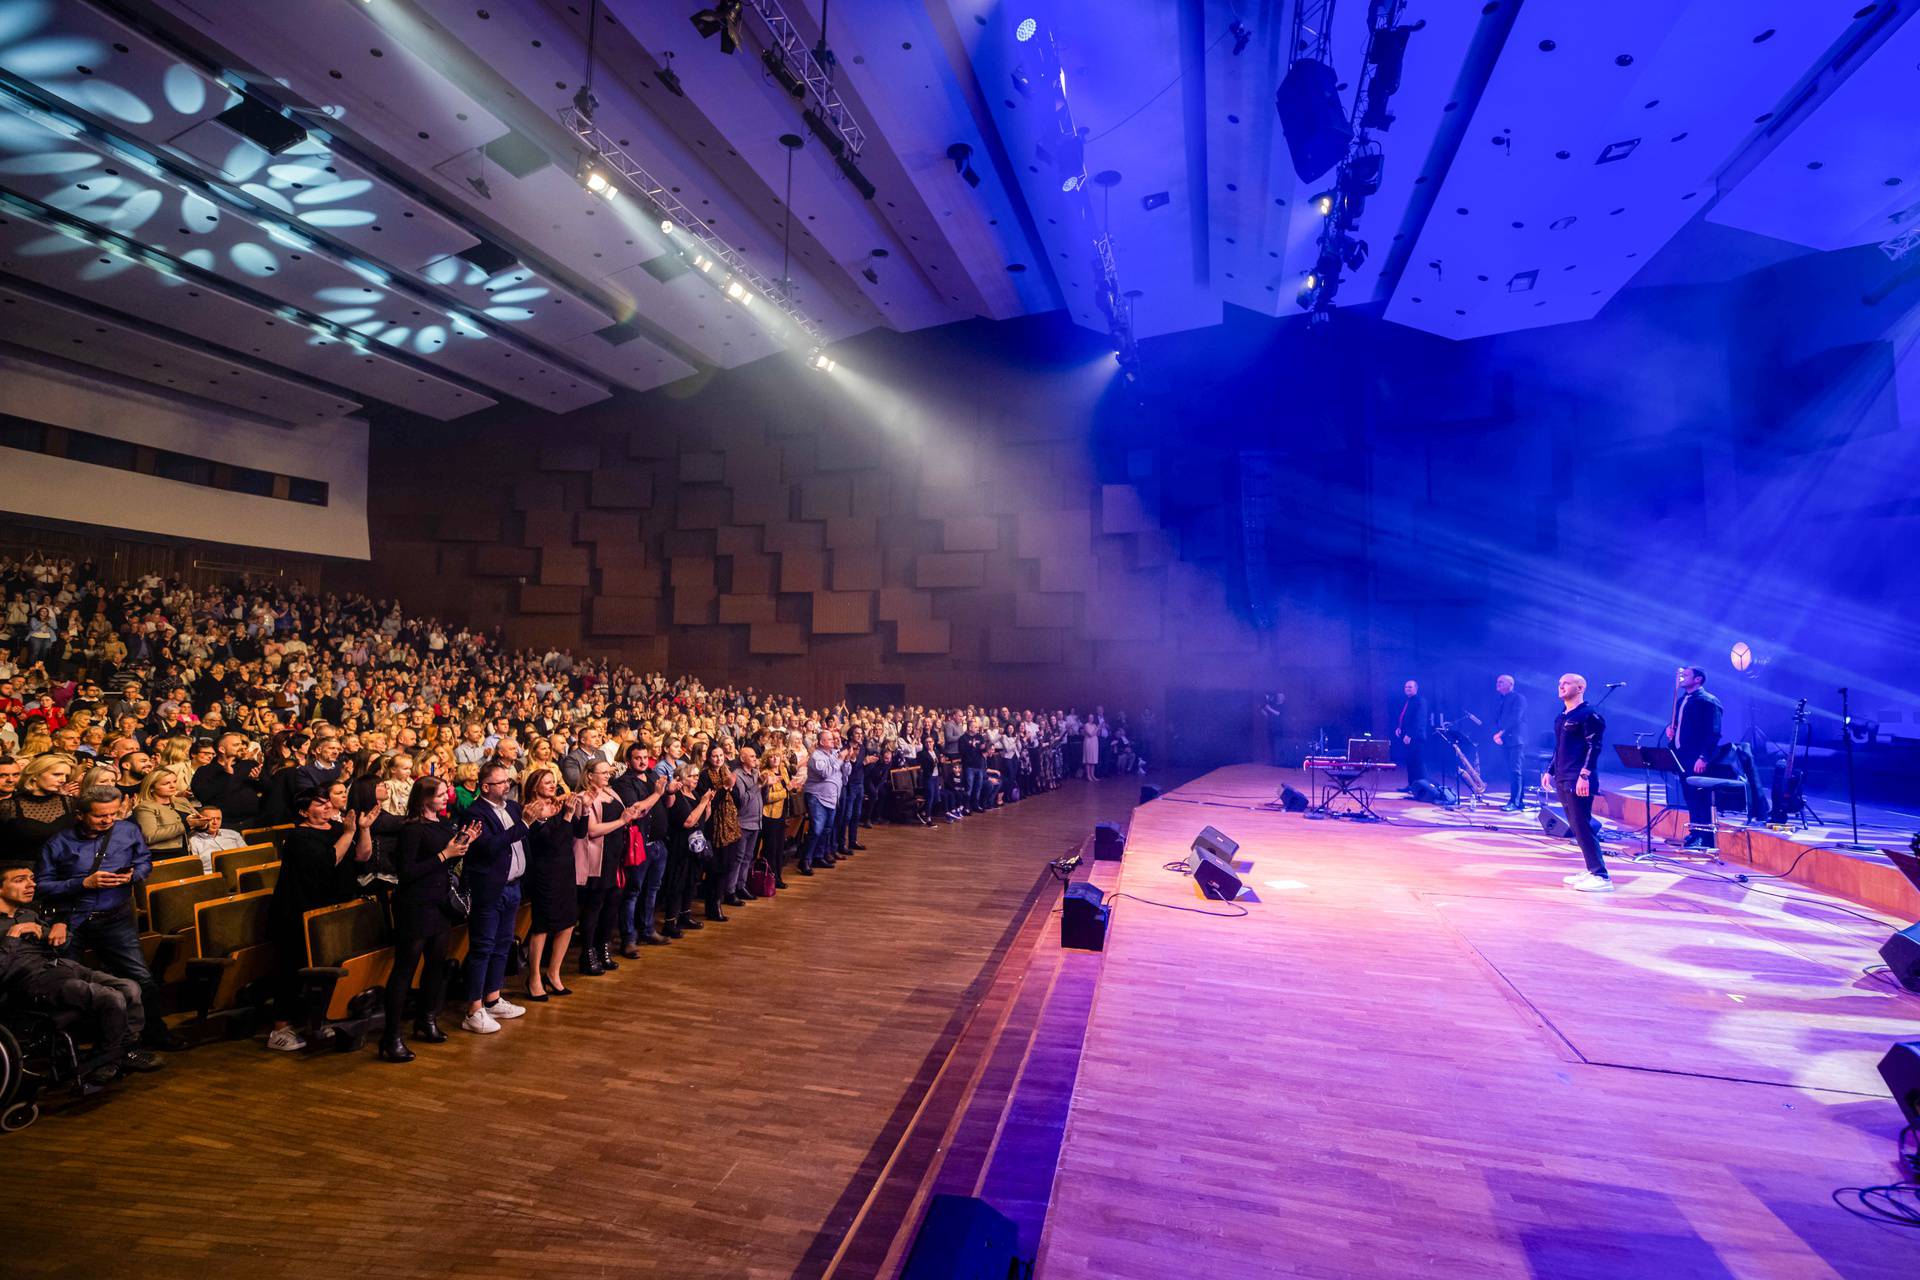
[1880,924,1920,994]
[901,1194,1019,1280]
[1276,58,1350,182]
[1061,882,1110,951]
[1094,821,1126,861]
[1279,784,1309,813]
[1139,784,1163,804]
[1878,1041,1920,1129]
[1539,802,1602,841]
[1192,850,1244,902]
[1192,825,1240,864]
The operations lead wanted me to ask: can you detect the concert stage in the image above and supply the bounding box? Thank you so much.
[1034,766,1919,1279]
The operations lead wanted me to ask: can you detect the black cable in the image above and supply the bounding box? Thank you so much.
[1108,891,1249,919]
[1831,1126,1920,1228]
[1624,849,1904,931]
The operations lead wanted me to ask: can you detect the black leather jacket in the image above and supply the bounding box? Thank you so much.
[1549,702,1606,786]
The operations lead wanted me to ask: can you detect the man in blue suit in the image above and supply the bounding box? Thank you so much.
[456,761,529,1034]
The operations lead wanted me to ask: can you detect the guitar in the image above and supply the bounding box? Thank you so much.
[1770,698,1810,823]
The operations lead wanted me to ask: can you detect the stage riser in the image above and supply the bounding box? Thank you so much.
[1592,793,1920,919]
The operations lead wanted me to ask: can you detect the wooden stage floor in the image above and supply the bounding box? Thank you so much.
[1036,766,1920,1280]
[3,777,1143,1280]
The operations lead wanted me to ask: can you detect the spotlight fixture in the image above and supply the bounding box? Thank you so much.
[836,152,877,200]
[1312,190,1334,216]
[1011,66,1033,97]
[809,346,836,372]
[572,84,599,121]
[1340,236,1369,271]
[691,1,745,54]
[1016,17,1039,42]
[725,278,755,307]
[656,53,686,97]
[946,142,981,188]
[762,47,806,98]
[862,265,878,283]
[660,218,675,234]
[582,163,618,200]
[692,253,714,273]
[1229,20,1252,55]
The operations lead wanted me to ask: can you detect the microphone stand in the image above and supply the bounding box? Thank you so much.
[1837,687,1875,852]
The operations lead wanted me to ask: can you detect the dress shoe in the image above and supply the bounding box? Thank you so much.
[662,920,684,939]
[640,932,669,945]
[599,947,621,970]
[378,1037,416,1064]
[678,913,705,931]
[799,866,814,876]
[547,979,573,996]
[144,1027,190,1053]
[739,885,759,900]
[413,1017,448,1044]
[522,988,550,1003]
[723,893,745,907]
[851,842,867,851]
[578,947,605,976]
[774,878,789,889]
[704,909,729,922]
[119,1048,165,1074]
[621,941,642,959]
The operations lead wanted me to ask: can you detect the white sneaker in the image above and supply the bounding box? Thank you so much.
[461,1008,501,1034]
[1571,873,1616,893]
[486,998,525,1020]
[265,1026,306,1052]
[1562,871,1586,884]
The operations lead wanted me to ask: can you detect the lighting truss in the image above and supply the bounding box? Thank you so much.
[1881,201,1920,262]
[561,104,827,346]
[741,0,866,159]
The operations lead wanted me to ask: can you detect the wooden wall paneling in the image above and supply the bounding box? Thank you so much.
[798,474,853,521]
[825,515,878,549]
[810,591,875,635]
[831,547,883,592]
[764,522,826,554]
[669,557,716,590]
[728,553,776,595]
[850,469,890,515]
[438,510,502,542]
[941,516,999,552]
[672,585,718,626]
[781,438,817,479]
[1083,575,1164,641]
[730,475,790,524]
[598,560,662,597]
[989,625,1065,664]
[1035,555,1095,593]
[538,440,600,471]
[1014,592,1078,629]
[916,484,988,521]
[779,548,827,593]
[502,615,584,650]
[577,511,639,544]
[676,486,730,529]
[749,622,808,655]
[589,595,660,635]
[514,475,565,510]
[1100,483,1156,535]
[680,451,725,483]
[521,508,574,547]
[877,587,933,622]
[589,467,654,509]
[1015,509,1092,559]
[517,583,584,614]
[537,546,591,586]
[892,618,951,654]
[914,552,985,589]
[660,529,716,559]
[474,544,539,577]
[812,424,868,472]
[716,525,762,557]
[626,427,676,459]
[718,593,777,625]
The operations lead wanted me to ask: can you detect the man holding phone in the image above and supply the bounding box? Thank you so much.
[35,787,188,1050]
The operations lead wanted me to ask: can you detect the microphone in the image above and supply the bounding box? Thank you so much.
[1604,681,1626,689]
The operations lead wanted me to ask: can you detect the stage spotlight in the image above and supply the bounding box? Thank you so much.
[762,47,806,98]
[836,152,877,200]
[659,218,675,235]
[1343,150,1384,197]
[692,2,745,53]
[1229,20,1252,55]
[809,347,836,373]
[579,155,619,201]
[656,54,687,97]
[1061,174,1083,193]
[572,84,599,121]
[1011,66,1033,97]
[1341,236,1369,271]
[693,254,714,273]
[862,264,879,284]
[947,142,981,187]
[1016,17,1038,43]
[1312,190,1334,216]
[803,107,848,158]
[467,174,492,200]
[1367,24,1417,98]
[1730,641,1753,672]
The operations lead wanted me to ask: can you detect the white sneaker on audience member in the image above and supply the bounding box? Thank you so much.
[1562,871,1586,884]
[1569,872,1615,893]
[265,1027,306,1052]
[486,998,525,1020]
[462,1008,501,1034]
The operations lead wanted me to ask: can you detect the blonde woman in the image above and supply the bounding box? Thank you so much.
[519,766,579,1001]
[132,767,207,858]
[157,737,197,793]
[0,752,78,861]
[759,746,792,890]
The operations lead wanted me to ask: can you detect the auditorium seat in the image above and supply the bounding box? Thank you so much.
[301,899,394,1022]
[234,862,279,895]
[888,766,924,823]
[184,890,274,1020]
[212,842,277,892]
[241,825,294,852]
[143,872,227,983]
[136,855,206,918]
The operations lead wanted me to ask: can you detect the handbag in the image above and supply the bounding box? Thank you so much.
[687,827,713,863]
[625,822,648,866]
[747,858,776,899]
[444,858,471,921]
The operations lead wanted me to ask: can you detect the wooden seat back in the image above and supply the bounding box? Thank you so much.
[137,855,206,915]
[235,862,279,895]
[212,842,277,892]
[303,899,393,1020]
[186,890,275,1015]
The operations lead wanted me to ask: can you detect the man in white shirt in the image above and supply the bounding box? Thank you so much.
[185,807,248,875]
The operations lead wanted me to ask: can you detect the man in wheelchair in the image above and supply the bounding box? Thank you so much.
[0,908,164,1085]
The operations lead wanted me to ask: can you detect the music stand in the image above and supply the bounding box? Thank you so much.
[1615,744,1684,861]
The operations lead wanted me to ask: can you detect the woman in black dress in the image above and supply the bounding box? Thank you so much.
[345,776,402,909]
[265,789,372,1052]
[661,763,713,939]
[520,766,579,1001]
[381,776,477,1063]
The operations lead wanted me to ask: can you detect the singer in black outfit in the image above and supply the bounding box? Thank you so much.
[1489,674,1527,810]
[1664,666,1725,849]
[1542,673,1611,891]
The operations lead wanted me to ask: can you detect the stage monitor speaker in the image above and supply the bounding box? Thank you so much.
[1539,802,1602,841]
[1276,58,1350,182]
[1061,882,1110,951]
[1879,1041,1920,1130]
[1192,824,1240,865]
[901,1194,1020,1280]
[1139,784,1163,804]
[1094,821,1126,861]
[1279,784,1309,813]
[1192,849,1244,902]
[1880,923,1920,994]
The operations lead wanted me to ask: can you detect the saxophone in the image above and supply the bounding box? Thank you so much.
[1441,723,1487,796]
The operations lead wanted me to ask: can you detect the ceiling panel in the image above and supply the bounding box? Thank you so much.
[1706,15,1920,253]
[0,282,359,424]
[561,324,699,394]
[1383,0,1866,341]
